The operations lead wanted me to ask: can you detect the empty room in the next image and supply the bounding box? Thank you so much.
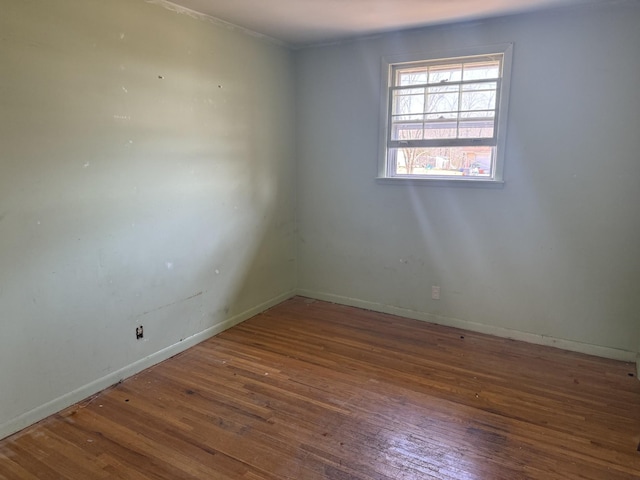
[1,0,639,478]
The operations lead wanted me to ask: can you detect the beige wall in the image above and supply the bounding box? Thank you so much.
[0,0,296,438]
[295,2,640,358]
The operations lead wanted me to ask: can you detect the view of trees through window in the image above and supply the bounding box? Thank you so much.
[388,56,502,177]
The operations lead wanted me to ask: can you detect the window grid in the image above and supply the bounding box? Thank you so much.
[380,48,511,182]
[389,63,502,148]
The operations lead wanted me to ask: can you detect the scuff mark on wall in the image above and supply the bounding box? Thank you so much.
[136,291,204,318]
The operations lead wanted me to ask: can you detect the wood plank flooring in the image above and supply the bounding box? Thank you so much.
[1,297,639,479]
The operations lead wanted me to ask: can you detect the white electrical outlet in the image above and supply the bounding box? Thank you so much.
[431,286,440,300]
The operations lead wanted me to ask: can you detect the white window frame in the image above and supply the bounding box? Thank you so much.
[377,44,513,186]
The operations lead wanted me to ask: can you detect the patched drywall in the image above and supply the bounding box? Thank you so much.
[0,0,295,438]
[295,2,640,358]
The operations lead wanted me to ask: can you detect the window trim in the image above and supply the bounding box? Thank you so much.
[377,43,513,186]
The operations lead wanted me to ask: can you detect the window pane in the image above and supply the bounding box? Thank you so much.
[391,79,498,141]
[462,61,500,81]
[392,89,425,115]
[461,88,496,112]
[391,122,425,141]
[427,88,459,114]
[428,64,462,83]
[396,69,428,86]
[390,146,495,177]
[424,119,457,139]
[458,118,494,138]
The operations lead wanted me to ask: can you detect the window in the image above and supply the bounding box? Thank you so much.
[378,44,512,184]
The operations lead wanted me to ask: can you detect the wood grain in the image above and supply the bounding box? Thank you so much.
[1,297,639,479]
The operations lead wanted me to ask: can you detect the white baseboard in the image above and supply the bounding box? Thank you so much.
[297,289,637,363]
[0,290,296,441]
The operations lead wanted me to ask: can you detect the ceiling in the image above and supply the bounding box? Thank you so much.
[163,0,600,47]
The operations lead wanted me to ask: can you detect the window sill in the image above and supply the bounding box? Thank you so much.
[375,177,505,188]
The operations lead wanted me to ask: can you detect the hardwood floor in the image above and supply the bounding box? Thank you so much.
[1,297,639,479]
